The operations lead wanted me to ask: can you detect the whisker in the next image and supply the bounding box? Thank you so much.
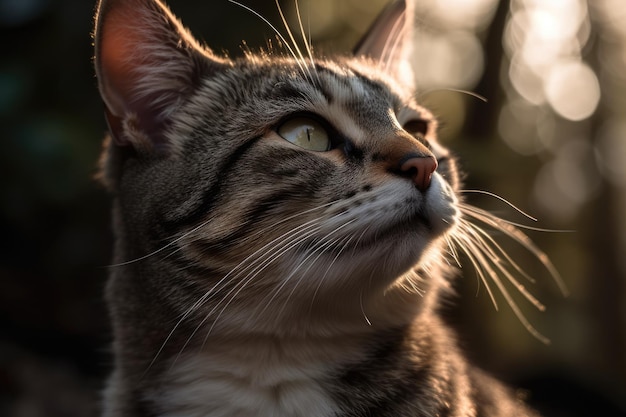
[459,219,545,310]
[274,0,313,82]
[214,200,339,250]
[170,223,318,364]
[449,231,500,310]
[226,0,308,77]
[447,191,572,344]
[255,218,356,320]
[308,233,356,318]
[460,204,568,296]
[458,222,551,344]
[460,211,537,285]
[112,199,339,270]
[194,221,324,348]
[359,286,372,326]
[293,0,316,72]
[149,206,336,370]
[306,1,312,60]
[196,218,331,347]
[107,217,213,267]
[460,189,537,221]
[398,269,427,296]
[444,234,462,268]
[421,88,488,103]
[274,235,345,319]
[461,204,574,233]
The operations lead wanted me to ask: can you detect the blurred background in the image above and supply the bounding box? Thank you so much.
[1,0,624,415]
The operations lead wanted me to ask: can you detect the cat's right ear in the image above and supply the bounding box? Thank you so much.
[93,0,230,154]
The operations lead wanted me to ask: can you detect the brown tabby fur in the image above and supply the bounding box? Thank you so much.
[94,0,542,415]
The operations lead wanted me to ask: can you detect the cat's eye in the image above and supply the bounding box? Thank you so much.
[277,117,331,152]
[403,119,429,137]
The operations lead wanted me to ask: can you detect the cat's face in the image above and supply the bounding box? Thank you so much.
[96,0,460,334]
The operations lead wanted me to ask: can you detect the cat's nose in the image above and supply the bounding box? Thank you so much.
[399,155,438,191]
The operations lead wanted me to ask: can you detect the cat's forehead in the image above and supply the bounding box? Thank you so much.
[180,55,437,149]
[247,57,433,122]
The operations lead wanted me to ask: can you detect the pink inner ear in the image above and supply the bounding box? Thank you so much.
[92,0,225,150]
[95,0,199,150]
[96,3,163,147]
[98,7,144,119]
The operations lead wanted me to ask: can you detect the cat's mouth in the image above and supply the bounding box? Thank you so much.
[371,176,459,245]
[305,202,455,257]
[292,174,458,258]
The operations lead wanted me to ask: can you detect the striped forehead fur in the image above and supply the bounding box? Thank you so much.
[170,57,411,156]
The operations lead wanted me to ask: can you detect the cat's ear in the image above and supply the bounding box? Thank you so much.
[94,0,230,153]
[354,0,415,89]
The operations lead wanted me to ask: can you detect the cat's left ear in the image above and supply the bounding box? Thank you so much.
[94,0,230,153]
[354,0,415,90]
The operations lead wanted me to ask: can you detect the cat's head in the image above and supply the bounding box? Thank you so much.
[94,0,460,335]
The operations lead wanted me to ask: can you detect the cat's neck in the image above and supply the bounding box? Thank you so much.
[107,262,442,372]
[138,318,449,417]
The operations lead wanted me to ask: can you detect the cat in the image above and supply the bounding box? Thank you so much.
[93,0,561,415]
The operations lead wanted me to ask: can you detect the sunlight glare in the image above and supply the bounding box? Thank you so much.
[544,60,600,121]
[432,0,498,30]
[414,32,484,89]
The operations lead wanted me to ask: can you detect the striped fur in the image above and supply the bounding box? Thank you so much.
[94,0,541,416]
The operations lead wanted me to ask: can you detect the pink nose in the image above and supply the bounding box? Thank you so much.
[400,156,438,191]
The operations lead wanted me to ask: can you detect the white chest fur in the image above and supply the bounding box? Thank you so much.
[149,338,347,417]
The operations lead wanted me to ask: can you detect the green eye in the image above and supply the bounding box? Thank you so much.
[277,117,331,152]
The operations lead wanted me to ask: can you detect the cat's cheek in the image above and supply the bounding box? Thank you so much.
[424,173,459,235]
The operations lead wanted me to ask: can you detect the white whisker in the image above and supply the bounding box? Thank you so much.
[293,0,316,74]
[459,222,551,344]
[449,230,500,310]
[460,189,538,221]
[460,203,568,296]
[446,190,570,344]
[226,0,309,78]
[462,204,574,233]
[171,223,316,362]
[444,234,462,268]
[254,217,356,320]
[421,88,488,103]
[359,287,372,326]
[307,233,355,318]
[149,203,339,370]
[107,217,213,267]
[195,221,324,349]
[460,218,545,310]
[274,0,313,82]
[460,211,537,285]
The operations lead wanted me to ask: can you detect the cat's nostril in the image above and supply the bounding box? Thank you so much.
[399,156,438,191]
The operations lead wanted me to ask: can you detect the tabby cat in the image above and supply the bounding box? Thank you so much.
[94,0,558,415]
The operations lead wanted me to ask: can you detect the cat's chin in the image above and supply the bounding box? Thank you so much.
[356,172,459,250]
[286,173,459,286]
[350,173,458,284]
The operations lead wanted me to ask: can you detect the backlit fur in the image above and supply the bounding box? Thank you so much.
[94,0,551,415]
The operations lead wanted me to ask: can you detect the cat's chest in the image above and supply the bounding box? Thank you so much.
[148,340,347,417]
